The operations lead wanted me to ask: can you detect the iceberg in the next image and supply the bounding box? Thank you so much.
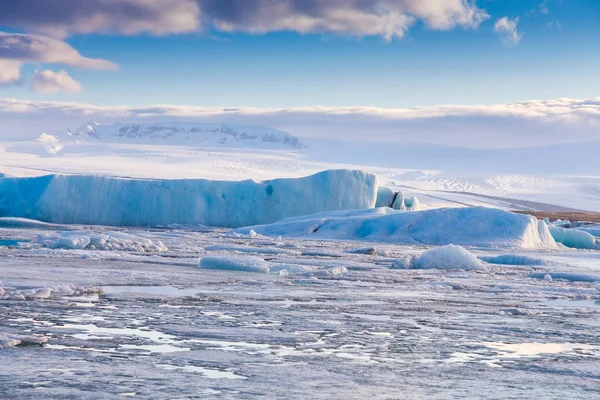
[548,226,600,250]
[0,170,377,228]
[235,207,558,249]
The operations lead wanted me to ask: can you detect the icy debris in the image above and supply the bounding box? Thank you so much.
[0,333,48,349]
[199,255,270,274]
[549,226,600,250]
[0,169,377,228]
[236,207,558,249]
[393,245,485,271]
[1,284,107,301]
[529,272,600,283]
[479,254,548,266]
[37,232,168,252]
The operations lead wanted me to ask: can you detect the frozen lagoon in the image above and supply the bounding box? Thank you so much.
[1,223,599,399]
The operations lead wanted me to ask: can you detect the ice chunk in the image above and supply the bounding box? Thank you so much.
[198,255,270,274]
[375,187,395,208]
[376,188,420,211]
[549,226,600,250]
[403,196,420,211]
[391,191,405,210]
[236,207,558,249]
[396,245,484,271]
[0,170,378,228]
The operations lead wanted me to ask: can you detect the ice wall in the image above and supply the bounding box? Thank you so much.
[0,170,378,228]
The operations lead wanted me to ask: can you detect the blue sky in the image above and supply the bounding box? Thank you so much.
[0,0,598,108]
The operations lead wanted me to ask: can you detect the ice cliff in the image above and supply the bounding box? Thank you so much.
[0,170,378,228]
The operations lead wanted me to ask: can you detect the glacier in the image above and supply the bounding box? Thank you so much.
[70,121,305,149]
[234,206,558,249]
[0,170,378,228]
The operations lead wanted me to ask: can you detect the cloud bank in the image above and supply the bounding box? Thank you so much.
[0,97,598,148]
[0,0,487,40]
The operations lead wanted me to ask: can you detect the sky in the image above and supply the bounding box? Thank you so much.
[0,0,599,147]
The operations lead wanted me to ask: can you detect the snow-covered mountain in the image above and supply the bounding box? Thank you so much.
[68,121,305,149]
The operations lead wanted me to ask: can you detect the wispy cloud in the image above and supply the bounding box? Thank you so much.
[30,70,83,94]
[494,16,522,46]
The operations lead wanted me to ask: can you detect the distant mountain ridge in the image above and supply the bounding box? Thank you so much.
[66,121,304,149]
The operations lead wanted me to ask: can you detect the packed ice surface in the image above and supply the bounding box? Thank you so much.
[1,221,600,399]
[1,223,599,399]
[236,206,558,249]
[0,169,378,228]
[198,255,270,274]
[393,245,484,270]
[549,226,600,250]
[37,231,168,252]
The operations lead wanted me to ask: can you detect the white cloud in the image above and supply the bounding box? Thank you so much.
[0,32,117,70]
[0,32,117,89]
[0,60,23,85]
[30,70,83,94]
[494,17,522,46]
[1,97,599,147]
